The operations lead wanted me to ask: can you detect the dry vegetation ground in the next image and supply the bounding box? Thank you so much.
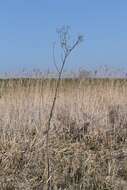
[0,78,127,190]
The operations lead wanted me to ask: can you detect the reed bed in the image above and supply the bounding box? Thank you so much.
[0,78,127,190]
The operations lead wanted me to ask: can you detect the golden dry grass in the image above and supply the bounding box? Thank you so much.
[0,78,127,190]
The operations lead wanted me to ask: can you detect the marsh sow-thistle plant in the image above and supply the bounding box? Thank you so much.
[46,26,83,190]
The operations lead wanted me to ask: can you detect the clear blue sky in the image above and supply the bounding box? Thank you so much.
[0,0,127,73]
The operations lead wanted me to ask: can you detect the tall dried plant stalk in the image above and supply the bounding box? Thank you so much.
[46,26,83,190]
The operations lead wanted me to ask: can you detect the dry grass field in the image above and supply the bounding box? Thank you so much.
[0,78,127,190]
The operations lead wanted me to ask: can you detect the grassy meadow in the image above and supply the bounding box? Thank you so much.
[0,78,127,189]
